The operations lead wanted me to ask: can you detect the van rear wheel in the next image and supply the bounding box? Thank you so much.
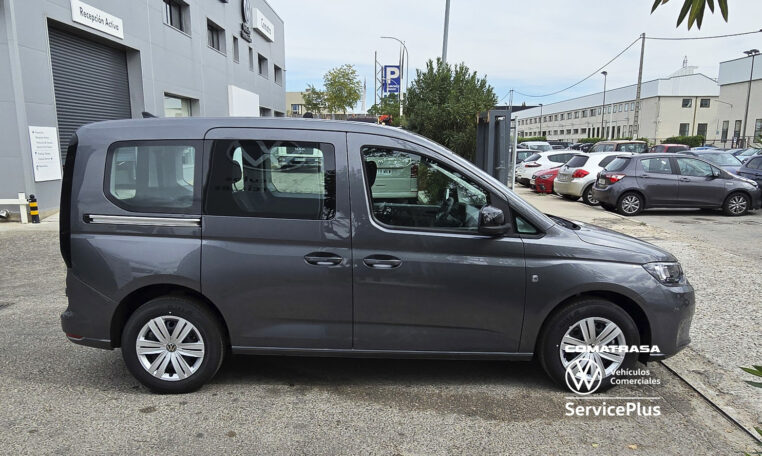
[537,299,640,393]
[121,296,225,394]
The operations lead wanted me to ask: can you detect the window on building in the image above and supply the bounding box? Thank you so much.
[259,107,272,117]
[581,128,586,134]
[697,123,708,138]
[582,110,587,118]
[248,47,254,71]
[163,0,188,32]
[164,93,193,117]
[291,104,302,115]
[616,126,621,138]
[679,123,690,136]
[598,108,601,116]
[207,20,224,52]
[258,54,269,78]
[755,119,762,139]
[573,128,579,134]
[554,114,558,121]
[624,103,629,112]
[700,98,710,108]
[566,129,571,134]
[619,104,624,112]
[721,120,729,142]
[205,139,335,220]
[631,102,635,111]
[574,111,579,119]
[107,142,198,212]
[232,36,239,62]
[274,65,283,85]
[734,120,742,138]
[682,98,692,108]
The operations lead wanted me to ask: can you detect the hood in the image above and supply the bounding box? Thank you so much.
[721,165,741,175]
[572,220,676,263]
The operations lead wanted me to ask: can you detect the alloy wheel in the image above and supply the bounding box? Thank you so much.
[559,317,626,379]
[136,316,205,381]
[727,195,748,215]
[620,195,640,215]
[586,188,599,205]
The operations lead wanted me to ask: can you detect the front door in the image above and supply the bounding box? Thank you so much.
[201,128,352,349]
[675,157,727,207]
[347,133,526,353]
[637,157,680,206]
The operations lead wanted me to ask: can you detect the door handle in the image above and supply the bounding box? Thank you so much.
[679,177,690,182]
[304,252,343,266]
[363,255,402,269]
[641,174,650,178]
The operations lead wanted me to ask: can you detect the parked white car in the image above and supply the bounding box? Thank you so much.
[515,151,576,186]
[554,151,632,205]
[518,141,553,152]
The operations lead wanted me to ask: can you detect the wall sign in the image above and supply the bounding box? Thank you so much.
[383,65,400,93]
[28,127,63,182]
[240,0,253,42]
[70,0,124,39]
[253,8,274,42]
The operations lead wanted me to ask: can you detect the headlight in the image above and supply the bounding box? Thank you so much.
[643,262,684,285]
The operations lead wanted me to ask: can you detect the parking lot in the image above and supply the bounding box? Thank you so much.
[0,197,760,454]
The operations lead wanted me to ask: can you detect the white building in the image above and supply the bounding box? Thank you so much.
[515,68,720,144]
[716,54,762,148]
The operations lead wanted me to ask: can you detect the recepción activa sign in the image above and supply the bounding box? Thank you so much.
[70,0,124,40]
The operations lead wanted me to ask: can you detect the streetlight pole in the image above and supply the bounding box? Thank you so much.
[742,49,759,147]
[539,104,543,138]
[381,36,408,117]
[600,71,608,139]
[442,0,450,63]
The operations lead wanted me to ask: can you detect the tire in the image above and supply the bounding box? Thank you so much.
[561,194,579,201]
[537,299,640,394]
[121,296,225,394]
[723,192,750,216]
[581,185,599,206]
[601,203,616,212]
[617,192,644,216]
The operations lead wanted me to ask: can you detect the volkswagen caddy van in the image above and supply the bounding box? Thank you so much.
[60,118,694,394]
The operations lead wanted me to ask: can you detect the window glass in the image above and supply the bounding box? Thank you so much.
[566,155,588,168]
[205,140,335,220]
[524,153,541,162]
[592,143,615,152]
[749,157,762,170]
[676,158,714,177]
[515,215,537,234]
[605,157,630,172]
[679,123,690,136]
[700,98,710,108]
[598,155,616,168]
[361,147,488,232]
[641,157,673,174]
[108,142,196,212]
[548,153,570,163]
[682,98,692,108]
[700,153,741,166]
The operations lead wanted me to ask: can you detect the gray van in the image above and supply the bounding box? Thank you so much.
[60,118,694,394]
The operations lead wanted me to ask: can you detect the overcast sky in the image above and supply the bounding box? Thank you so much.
[268,0,762,110]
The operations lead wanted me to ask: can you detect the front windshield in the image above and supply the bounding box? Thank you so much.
[701,153,741,166]
[530,144,552,152]
[592,143,615,152]
[739,148,760,157]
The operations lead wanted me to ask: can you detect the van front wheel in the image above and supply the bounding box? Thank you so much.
[121,296,225,394]
[537,299,640,393]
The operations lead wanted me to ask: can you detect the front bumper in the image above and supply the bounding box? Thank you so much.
[639,280,695,361]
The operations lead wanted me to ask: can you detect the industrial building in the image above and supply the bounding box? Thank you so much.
[0,0,285,215]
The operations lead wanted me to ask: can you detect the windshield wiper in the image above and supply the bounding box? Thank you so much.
[546,214,580,230]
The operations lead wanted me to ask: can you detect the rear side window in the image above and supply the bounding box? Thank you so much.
[668,146,689,153]
[641,157,673,174]
[598,156,616,168]
[548,153,570,164]
[205,139,335,220]
[106,141,198,213]
[565,156,589,168]
[524,153,541,162]
[605,157,630,172]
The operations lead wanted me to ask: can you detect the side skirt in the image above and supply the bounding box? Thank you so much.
[231,346,534,361]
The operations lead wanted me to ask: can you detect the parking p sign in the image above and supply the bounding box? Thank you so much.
[383,65,401,93]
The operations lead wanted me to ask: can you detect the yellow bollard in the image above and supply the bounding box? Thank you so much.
[28,194,40,223]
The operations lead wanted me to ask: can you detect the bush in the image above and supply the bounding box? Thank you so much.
[578,137,603,144]
[662,135,704,147]
[517,136,547,143]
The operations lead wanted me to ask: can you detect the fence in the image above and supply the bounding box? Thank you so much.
[0,193,29,224]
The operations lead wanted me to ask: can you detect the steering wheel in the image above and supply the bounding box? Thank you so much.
[435,188,460,226]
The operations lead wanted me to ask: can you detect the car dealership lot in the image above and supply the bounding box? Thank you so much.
[0,212,759,454]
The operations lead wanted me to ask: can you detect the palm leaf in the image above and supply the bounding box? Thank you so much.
[719,0,729,20]
[676,0,693,27]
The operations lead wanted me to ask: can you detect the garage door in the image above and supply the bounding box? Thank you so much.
[48,27,132,159]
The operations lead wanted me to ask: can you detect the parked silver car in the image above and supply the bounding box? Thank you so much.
[555,152,630,205]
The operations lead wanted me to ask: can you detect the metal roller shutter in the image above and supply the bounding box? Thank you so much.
[48,26,132,159]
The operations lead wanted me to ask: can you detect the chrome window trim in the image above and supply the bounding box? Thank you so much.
[85,214,201,227]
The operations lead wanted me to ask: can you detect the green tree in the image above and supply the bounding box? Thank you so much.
[367,94,400,118]
[650,0,728,29]
[302,85,326,116]
[404,59,497,161]
[323,64,363,118]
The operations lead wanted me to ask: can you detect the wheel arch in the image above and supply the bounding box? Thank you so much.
[535,290,652,361]
[617,188,648,208]
[110,284,230,349]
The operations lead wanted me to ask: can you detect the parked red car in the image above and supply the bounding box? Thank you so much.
[532,167,561,194]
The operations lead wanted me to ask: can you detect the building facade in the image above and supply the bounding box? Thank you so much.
[515,72,719,145]
[716,54,762,148]
[0,0,285,214]
[286,91,305,117]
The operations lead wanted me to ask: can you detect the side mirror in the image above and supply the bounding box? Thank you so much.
[478,205,511,236]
